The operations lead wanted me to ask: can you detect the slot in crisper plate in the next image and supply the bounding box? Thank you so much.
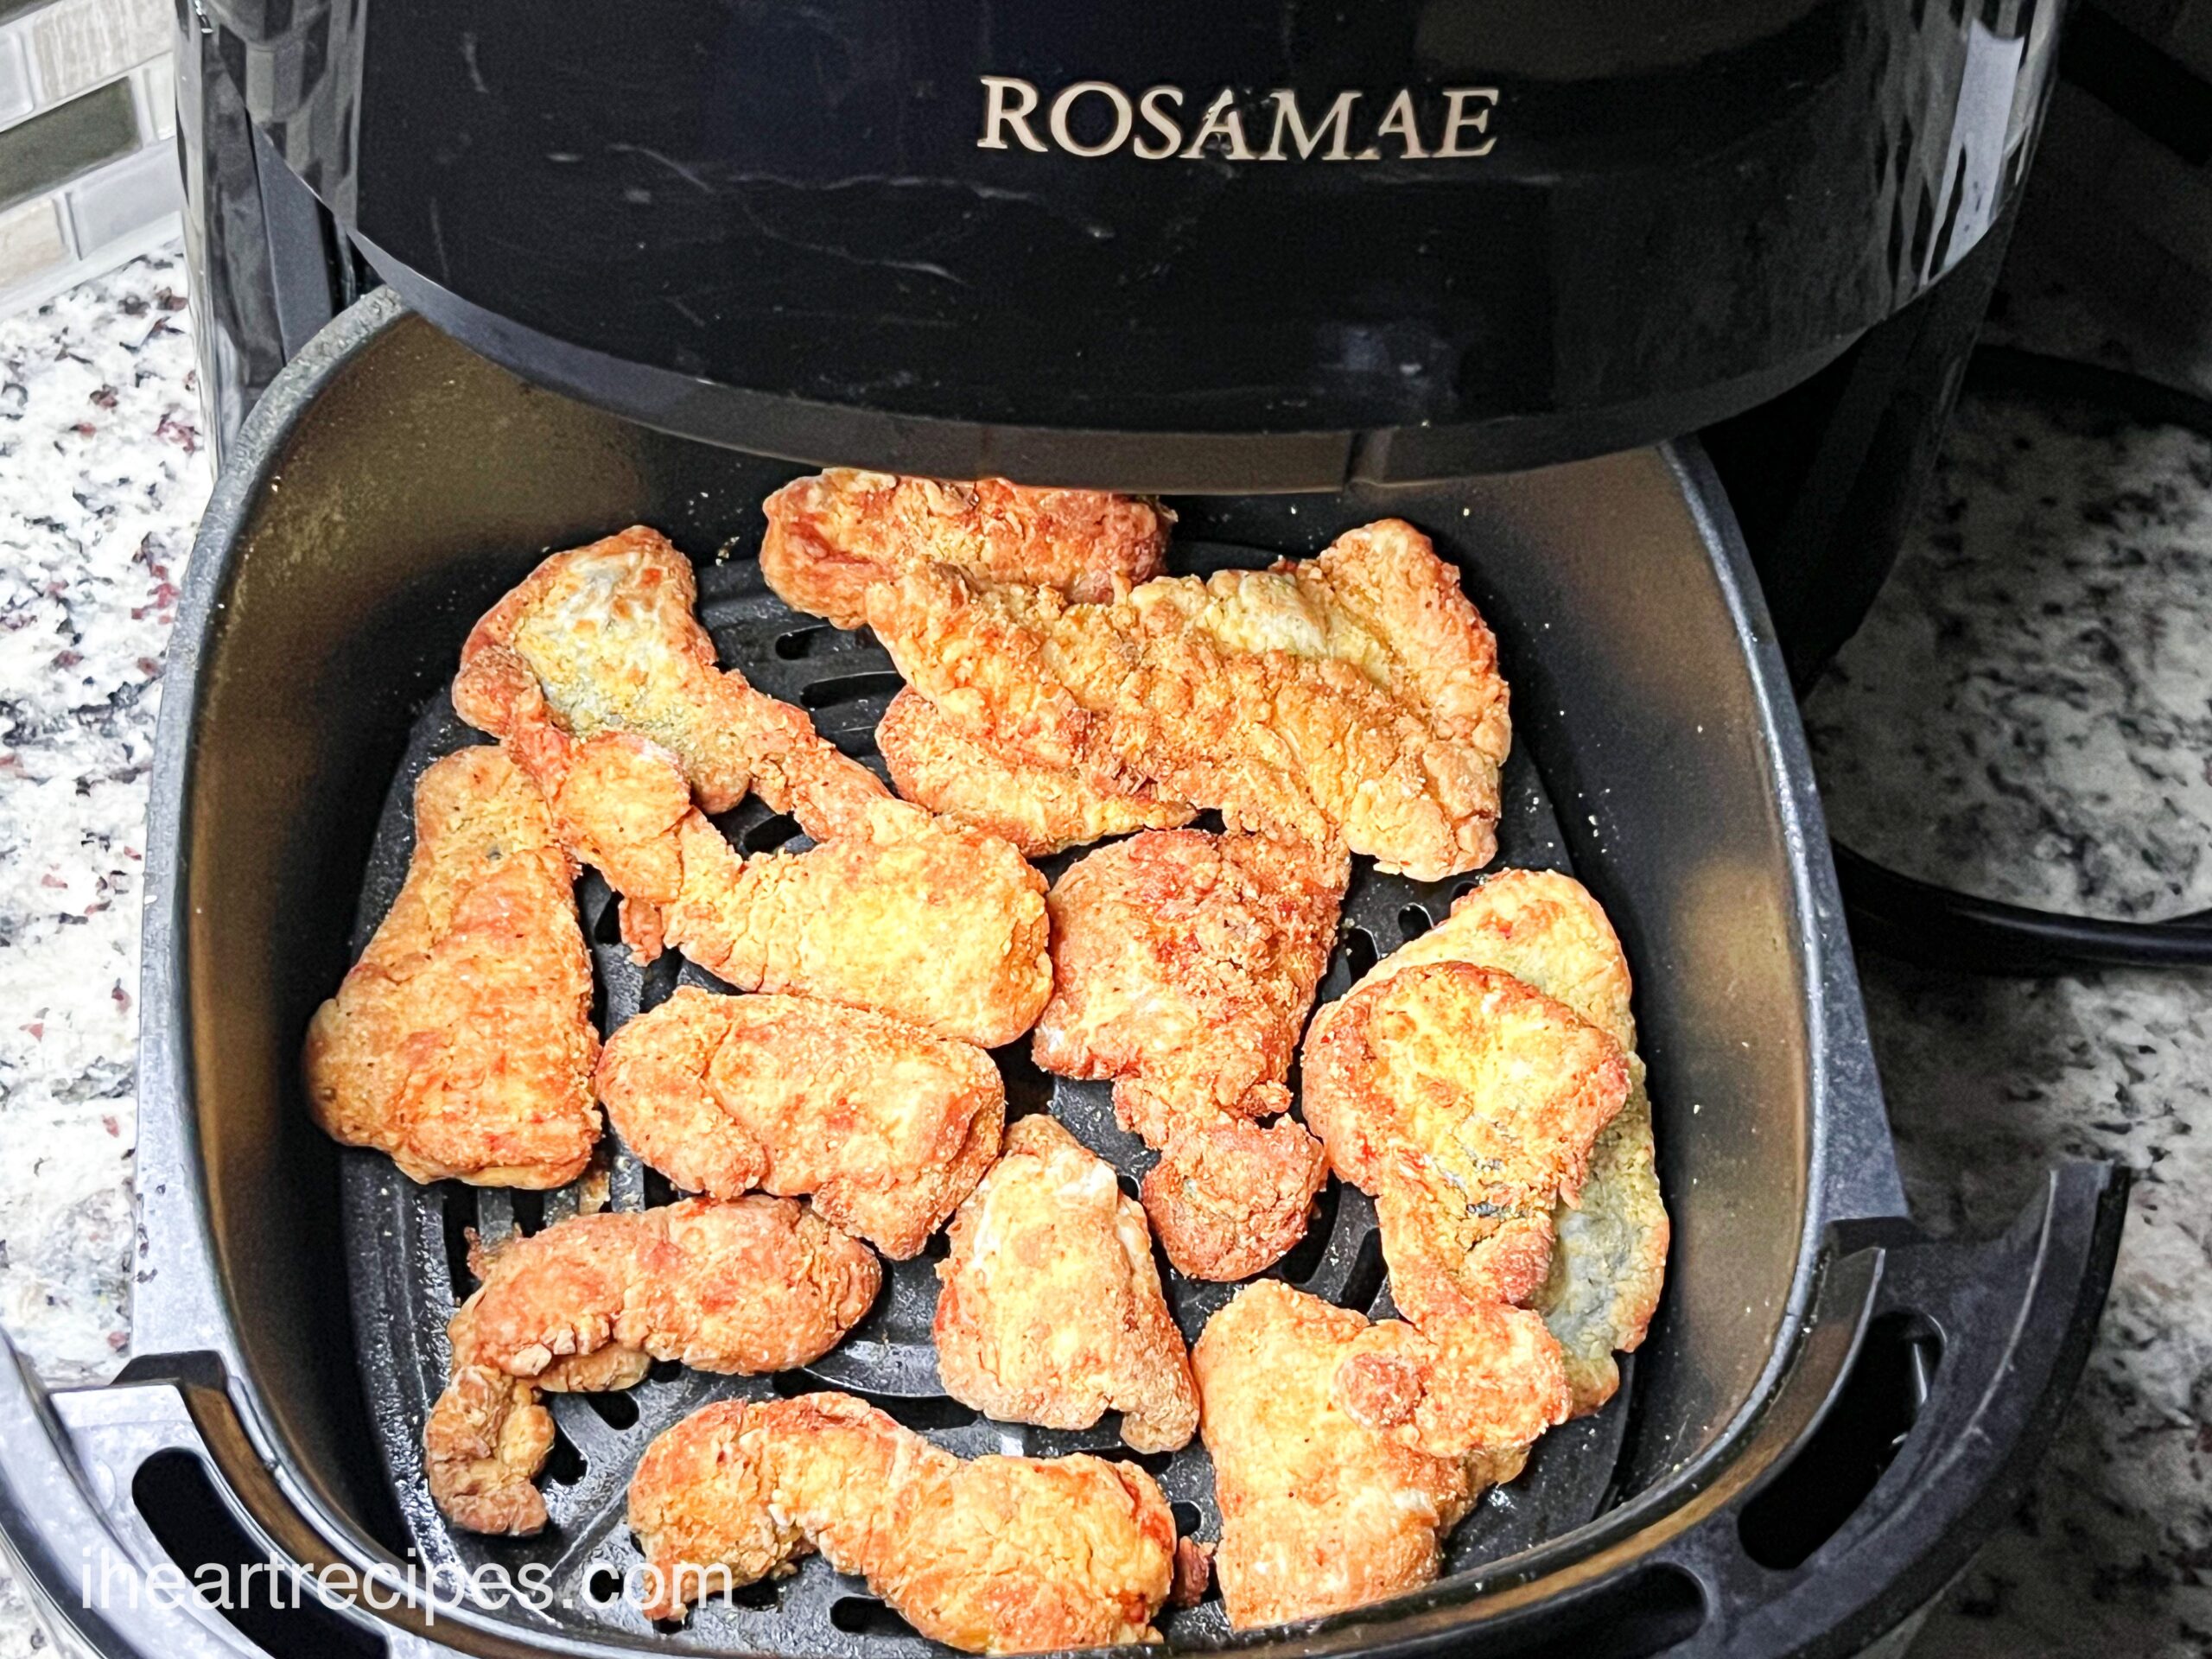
[338,538,1637,1653]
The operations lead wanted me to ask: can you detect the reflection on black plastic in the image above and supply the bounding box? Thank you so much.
[1738,1311,1943,1570]
[1501,1565,1705,1659]
[131,1449,385,1657]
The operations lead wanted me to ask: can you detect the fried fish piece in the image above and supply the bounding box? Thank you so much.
[426,1196,880,1535]
[877,688,1196,856]
[933,1116,1198,1452]
[456,702,1052,1047]
[1030,830,1343,1280]
[1192,1281,1568,1630]
[596,986,1003,1258]
[629,1390,1185,1650]
[1307,869,1669,1414]
[760,470,1171,630]
[454,525,887,843]
[1302,959,1630,1323]
[302,747,600,1188]
[852,518,1510,880]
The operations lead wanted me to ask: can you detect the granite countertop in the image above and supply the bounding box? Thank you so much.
[0,243,2203,1656]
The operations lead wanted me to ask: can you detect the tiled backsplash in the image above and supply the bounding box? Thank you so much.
[0,0,175,315]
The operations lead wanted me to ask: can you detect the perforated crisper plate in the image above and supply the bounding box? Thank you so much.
[339,539,1636,1653]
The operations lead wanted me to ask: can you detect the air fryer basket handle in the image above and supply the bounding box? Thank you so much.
[1666,1159,2128,1657]
[0,1344,461,1658]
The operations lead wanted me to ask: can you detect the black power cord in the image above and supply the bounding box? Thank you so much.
[1832,345,2212,974]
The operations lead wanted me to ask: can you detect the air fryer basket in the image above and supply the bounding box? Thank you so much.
[0,291,2124,1659]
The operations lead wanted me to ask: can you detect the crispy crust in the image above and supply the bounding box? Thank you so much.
[457,699,1052,1047]
[628,1391,1182,1649]
[302,747,601,1188]
[1030,830,1344,1278]
[1302,960,1629,1320]
[760,470,1171,630]
[878,687,1196,856]
[454,525,886,840]
[933,1116,1198,1452]
[859,518,1511,880]
[426,1196,880,1535]
[1308,869,1669,1414]
[662,796,1053,1050]
[1192,1281,1567,1630]
[596,987,1003,1257]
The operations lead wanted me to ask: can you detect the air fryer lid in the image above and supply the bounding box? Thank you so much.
[213,0,2057,487]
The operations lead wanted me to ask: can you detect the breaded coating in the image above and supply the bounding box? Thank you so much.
[1031,830,1344,1279]
[458,704,1052,1047]
[302,747,600,1188]
[878,688,1196,856]
[1303,961,1629,1320]
[596,986,1003,1258]
[856,518,1512,880]
[933,1116,1198,1452]
[660,796,1052,1050]
[760,470,1171,630]
[628,1391,1182,1650]
[1192,1281,1568,1630]
[454,525,887,843]
[425,1196,879,1535]
[1310,870,1669,1414]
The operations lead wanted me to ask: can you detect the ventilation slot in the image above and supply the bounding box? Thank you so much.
[1738,1311,1942,1570]
[774,625,833,659]
[772,1374,980,1431]
[799,671,903,709]
[1341,925,1380,983]
[1116,1445,1175,1478]
[441,1187,478,1303]
[1398,903,1434,943]
[585,1390,641,1431]
[1276,1180,1343,1286]
[542,1426,586,1489]
[130,1449,385,1656]
[1338,1231,1387,1313]
[994,1044,1056,1116]
[739,812,803,854]
[832,1598,918,1637]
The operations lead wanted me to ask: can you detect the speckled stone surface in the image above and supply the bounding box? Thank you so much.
[0,245,207,1657]
[1808,244,2212,1658]
[0,234,2203,1656]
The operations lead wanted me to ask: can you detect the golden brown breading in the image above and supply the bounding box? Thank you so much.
[1309,870,1669,1414]
[1302,961,1629,1321]
[426,1196,879,1536]
[856,518,1511,880]
[760,470,1171,630]
[1192,1281,1568,1630]
[659,796,1052,1050]
[628,1391,1182,1650]
[596,987,1003,1258]
[1030,830,1343,1279]
[453,525,887,842]
[933,1116,1198,1452]
[877,688,1196,856]
[302,747,600,1188]
[458,705,1052,1047]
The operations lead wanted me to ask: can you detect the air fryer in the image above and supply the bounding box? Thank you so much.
[0,3,2126,1656]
